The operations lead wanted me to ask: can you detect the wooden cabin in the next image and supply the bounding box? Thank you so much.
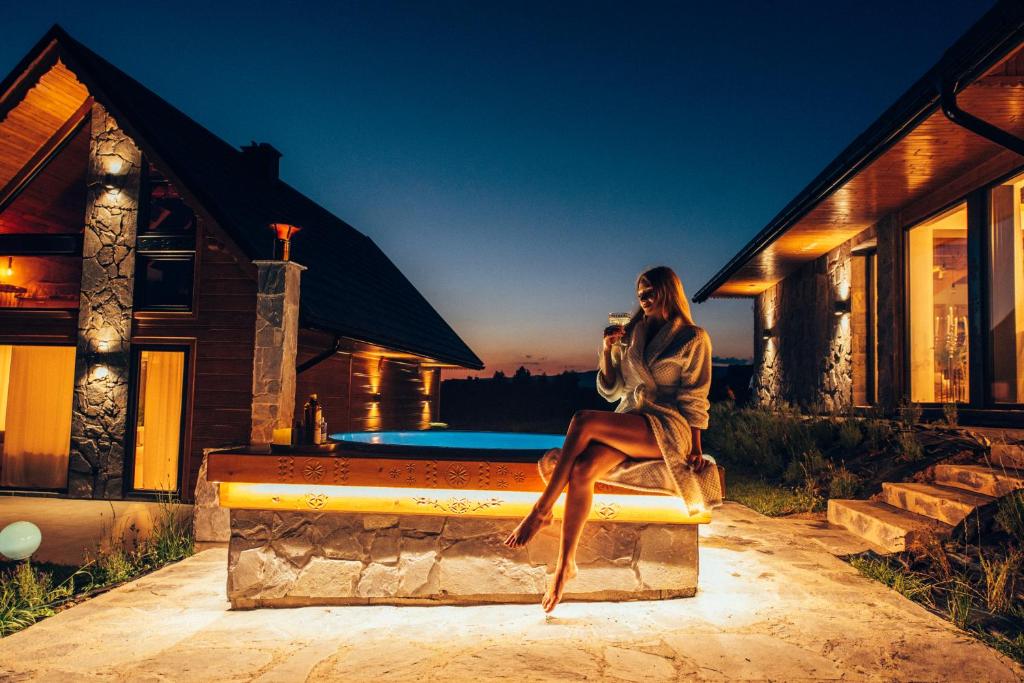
[695,0,1024,427]
[0,26,483,502]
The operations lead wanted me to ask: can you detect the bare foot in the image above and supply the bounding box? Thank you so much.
[541,561,578,613]
[503,507,553,548]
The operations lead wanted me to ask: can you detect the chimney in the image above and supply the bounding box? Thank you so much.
[241,141,282,182]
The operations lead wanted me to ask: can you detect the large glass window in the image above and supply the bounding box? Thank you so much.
[908,204,970,403]
[0,345,75,489]
[131,349,186,492]
[0,119,89,309]
[989,173,1024,404]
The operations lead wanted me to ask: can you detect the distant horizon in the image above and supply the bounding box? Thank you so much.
[444,355,755,380]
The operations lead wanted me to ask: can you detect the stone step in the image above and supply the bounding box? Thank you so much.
[934,464,1024,498]
[990,443,1024,470]
[827,499,952,554]
[880,482,994,526]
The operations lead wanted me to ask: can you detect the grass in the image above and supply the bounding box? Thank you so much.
[0,493,193,637]
[725,473,822,516]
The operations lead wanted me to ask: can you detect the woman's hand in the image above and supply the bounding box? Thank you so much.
[687,451,709,474]
[603,325,625,353]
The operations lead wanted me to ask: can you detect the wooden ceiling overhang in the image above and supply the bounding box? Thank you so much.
[694,0,1024,301]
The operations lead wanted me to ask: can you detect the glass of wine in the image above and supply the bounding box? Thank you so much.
[607,312,631,351]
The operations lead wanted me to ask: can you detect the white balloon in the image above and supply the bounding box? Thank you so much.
[0,521,42,561]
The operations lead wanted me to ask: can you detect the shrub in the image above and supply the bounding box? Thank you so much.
[995,492,1024,546]
[836,419,863,451]
[862,418,895,452]
[978,546,1021,615]
[898,400,922,429]
[783,447,828,487]
[828,464,861,499]
[942,402,959,427]
[896,430,924,462]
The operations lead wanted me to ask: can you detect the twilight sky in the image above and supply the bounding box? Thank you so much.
[4,1,992,377]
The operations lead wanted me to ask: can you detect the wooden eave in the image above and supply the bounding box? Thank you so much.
[695,0,1024,301]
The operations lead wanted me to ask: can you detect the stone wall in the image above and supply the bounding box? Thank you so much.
[752,242,853,412]
[250,260,304,445]
[69,104,142,498]
[227,509,699,607]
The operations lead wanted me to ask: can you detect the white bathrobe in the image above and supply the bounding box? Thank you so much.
[538,316,724,515]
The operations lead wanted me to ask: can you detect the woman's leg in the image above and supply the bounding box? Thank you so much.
[504,410,661,548]
[542,441,630,612]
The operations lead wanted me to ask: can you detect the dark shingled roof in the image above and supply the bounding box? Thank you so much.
[18,26,483,369]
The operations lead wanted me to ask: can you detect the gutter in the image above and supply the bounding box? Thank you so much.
[939,76,1024,156]
[693,0,1024,303]
[296,335,343,375]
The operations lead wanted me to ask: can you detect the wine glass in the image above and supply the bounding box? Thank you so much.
[607,312,631,351]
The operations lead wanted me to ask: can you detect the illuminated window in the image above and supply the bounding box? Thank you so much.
[130,349,187,492]
[0,345,75,489]
[907,204,969,403]
[851,250,878,406]
[0,119,88,309]
[989,173,1024,404]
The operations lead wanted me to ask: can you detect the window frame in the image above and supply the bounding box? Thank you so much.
[123,341,195,499]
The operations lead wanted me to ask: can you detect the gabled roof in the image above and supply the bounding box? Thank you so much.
[1,25,483,369]
[694,0,1024,302]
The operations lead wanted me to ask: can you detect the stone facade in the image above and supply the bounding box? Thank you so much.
[227,509,699,607]
[752,242,853,412]
[69,104,142,498]
[250,260,305,445]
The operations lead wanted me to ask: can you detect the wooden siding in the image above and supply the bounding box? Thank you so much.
[133,229,256,501]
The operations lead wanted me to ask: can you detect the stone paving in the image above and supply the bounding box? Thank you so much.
[0,502,1021,682]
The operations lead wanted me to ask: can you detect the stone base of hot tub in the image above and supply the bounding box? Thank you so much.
[227,509,698,608]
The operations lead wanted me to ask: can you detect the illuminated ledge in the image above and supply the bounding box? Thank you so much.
[218,482,711,525]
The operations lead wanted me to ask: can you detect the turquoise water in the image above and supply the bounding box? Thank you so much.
[330,431,565,450]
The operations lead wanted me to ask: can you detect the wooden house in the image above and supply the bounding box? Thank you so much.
[0,26,483,502]
[695,0,1024,427]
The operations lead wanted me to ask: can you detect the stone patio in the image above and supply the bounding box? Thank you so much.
[0,502,1020,681]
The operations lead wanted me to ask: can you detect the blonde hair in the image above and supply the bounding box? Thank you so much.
[625,266,696,334]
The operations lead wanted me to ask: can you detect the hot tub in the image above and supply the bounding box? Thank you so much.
[329,430,565,460]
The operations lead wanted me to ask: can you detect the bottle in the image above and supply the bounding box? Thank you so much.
[303,394,320,445]
[313,400,323,445]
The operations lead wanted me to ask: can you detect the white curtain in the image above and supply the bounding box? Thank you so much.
[1,346,75,489]
[133,351,184,491]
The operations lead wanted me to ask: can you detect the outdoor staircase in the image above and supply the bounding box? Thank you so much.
[827,442,1024,554]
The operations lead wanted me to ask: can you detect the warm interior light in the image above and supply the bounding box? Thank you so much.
[216,481,711,524]
[3,257,11,278]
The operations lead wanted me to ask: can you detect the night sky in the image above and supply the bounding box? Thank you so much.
[4,1,993,376]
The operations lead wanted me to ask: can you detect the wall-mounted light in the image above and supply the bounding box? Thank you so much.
[270,223,301,261]
[3,257,11,278]
[94,365,109,380]
[761,327,775,341]
[98,340,109,352]
[370,392,383,403]
[833,299,851,317]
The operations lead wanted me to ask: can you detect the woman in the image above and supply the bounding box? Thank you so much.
[503,266,723,612]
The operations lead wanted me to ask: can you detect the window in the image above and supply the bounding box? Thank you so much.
[135,254,194,310]
[0,119,89,309]
[0,345,75,489]
[130,349,187,492]
[851,250,878,406]
[908,204,970,403]
[134,162,197,311]
[989,173,1024,404]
